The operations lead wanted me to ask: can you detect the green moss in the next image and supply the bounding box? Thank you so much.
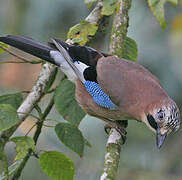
[109,0,131,58]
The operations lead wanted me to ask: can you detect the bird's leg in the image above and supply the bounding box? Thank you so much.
[104,120,128,144]
[88,113,128,144]
[104,121,127,136]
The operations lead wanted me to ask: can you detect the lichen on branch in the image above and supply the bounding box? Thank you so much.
[109,0,131,58]
[100,0,132,179]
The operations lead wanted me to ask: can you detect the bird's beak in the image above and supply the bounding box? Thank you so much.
[156,128,167,149]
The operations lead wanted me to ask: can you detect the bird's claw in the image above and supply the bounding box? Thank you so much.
[104,120,128,144]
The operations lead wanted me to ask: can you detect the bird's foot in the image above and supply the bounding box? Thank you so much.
[104,120,128,144]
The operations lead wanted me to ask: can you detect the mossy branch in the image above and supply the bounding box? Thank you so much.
[109,0,131,58]
[100,0,132,180]
[100,129,123,180]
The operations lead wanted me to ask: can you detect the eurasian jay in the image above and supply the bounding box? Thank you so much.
[0,35,180,148]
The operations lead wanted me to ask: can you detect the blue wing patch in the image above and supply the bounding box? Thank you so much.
[84,81,115,109]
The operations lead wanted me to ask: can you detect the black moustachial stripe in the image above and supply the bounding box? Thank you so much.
[147,114,158,130]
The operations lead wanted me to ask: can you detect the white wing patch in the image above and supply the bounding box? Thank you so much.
[50,50,88,82]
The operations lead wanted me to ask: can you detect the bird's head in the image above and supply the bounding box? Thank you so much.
[146,100,180,149]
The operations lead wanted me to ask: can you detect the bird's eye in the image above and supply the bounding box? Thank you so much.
[158,113,164,120]
[157,109,165,120]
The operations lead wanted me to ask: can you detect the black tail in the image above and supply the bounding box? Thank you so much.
[0,35,109,67]
[0,35,55,64]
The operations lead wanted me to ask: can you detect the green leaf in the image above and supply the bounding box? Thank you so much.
[84,0,97,9]
[55,123,84,156]
[122,37,138,62]
[67,20,98,45]
[39,151,75,180]
[101,0,118,16]
[54,79,86,126]
[10,136,36,160]
[0,42,9,55]
[70,37,84,44]
[168,0,178,6]
[0,104,19,131]
[0,159,23,180]
[0,93,23,109]
[147,0,176,30]
[147,0,178,29]
[147,0,167,30]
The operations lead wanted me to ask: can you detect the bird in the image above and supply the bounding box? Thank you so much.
[0,35,180,148]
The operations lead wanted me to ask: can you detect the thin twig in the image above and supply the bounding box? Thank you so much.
[46,88,56,94]
[42,124,55,128]
[17,112,40,121]
[85,0,103,23]
[0,60,42,64]
[0,45,32,62]
[0,44,39,63]
[17,91,30,94]
[11,96,55,180]
[0,61,30,64]
[44,118,60,123]
[25,123,37,136]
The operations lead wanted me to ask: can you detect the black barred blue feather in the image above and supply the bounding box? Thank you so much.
[84,81,116,109]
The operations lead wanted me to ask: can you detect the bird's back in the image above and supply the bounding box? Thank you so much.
[96,56,169,118]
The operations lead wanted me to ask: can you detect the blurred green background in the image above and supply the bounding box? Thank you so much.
[0,0,182,180]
